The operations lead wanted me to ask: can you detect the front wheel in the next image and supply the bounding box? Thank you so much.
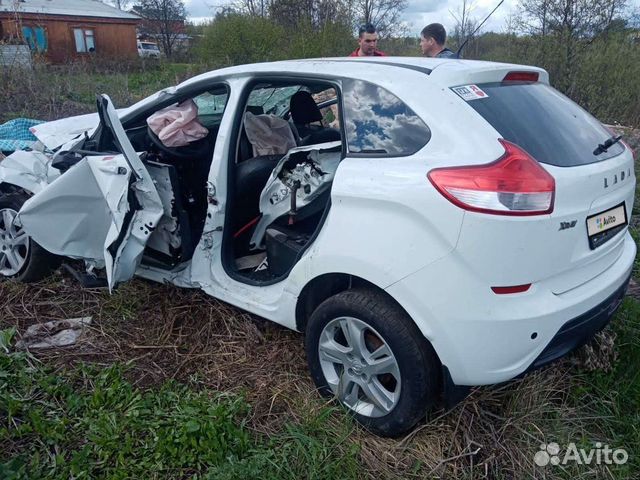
[305,289,439,437]
[0,192,61,282]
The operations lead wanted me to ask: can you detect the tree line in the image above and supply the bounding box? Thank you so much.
[113,0,640,126]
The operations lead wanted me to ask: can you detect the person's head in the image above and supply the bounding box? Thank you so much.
[357,23,379,56]
[420,23,447,57]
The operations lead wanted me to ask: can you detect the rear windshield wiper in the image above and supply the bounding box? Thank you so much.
[593,135,622,156]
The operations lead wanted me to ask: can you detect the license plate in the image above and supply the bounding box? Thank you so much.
[586,203,627,249]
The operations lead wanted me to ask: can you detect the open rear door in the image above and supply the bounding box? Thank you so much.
[18,95,163,290]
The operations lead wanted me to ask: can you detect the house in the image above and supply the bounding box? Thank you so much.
[0,0,140,63]
[130,5,189,56]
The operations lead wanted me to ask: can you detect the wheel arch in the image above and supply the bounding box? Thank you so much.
[295,273,438,359]
[298,273,451,417]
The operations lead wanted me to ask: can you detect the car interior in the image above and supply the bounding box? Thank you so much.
[224,81,342,284]
[51,81,343,284]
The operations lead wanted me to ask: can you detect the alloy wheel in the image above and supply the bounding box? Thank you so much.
[318,316,401,418]
[0,208,29,276]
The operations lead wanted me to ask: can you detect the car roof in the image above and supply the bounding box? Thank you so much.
[178,57,546,90]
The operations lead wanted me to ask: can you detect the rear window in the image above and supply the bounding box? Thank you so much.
[459,82,623,167]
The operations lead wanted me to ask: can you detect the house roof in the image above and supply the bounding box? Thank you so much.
[0,0,140,20]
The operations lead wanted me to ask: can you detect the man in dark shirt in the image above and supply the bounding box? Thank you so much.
[420,23,456,58]
[349,23,387,57]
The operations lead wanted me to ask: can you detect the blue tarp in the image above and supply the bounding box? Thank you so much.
[0,118,44,153]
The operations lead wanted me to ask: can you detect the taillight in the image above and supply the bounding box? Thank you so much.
[503,71,539,82]
[427,139,555,216]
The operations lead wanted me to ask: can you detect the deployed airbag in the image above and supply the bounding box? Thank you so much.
[244,112,297,156]
[147,99,209,147]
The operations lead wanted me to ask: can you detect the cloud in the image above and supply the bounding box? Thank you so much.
[184,0,218,18]
[401,0,524,35]
[404,0,449,14]
[343,79,429,154]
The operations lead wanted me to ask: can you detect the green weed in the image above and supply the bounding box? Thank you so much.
[0,338,360,480]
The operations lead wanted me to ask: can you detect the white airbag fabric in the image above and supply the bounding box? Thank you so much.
[244,112,297,156]
[147,99,209,147]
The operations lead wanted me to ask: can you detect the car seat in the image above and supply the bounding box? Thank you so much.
[289,91,341,146]
[233,112,297,244]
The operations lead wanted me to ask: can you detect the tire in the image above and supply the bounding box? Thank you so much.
[0,192,61,282]
[305,288,439,437]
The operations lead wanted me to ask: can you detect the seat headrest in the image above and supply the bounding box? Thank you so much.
[246,105,264,115]
[289,91,323,125]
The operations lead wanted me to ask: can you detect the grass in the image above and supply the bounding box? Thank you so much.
[552,298,640,478]
[0,61,206,124]
[0,337,361,480]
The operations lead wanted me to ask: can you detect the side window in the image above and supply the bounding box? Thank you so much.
[313,88,340,129]
[236,81,343,164]
[193,91,229,115]
[22,26,47,53]
[73,28,95,53]
[342,79,430,156]
[192,90,229,129]
[247,86,300,116]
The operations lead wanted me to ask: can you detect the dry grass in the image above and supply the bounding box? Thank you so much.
[1,268,634,479]
[0,60,204,124]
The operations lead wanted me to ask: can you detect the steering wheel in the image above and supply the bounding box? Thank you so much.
[147,125,211,160]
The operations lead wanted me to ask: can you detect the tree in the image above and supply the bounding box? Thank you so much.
[232,0,408,37]
[450,0,480,55]
[106,0,133,10]
[269,0,347,31]
[518,0,626,37]
[197,12,286,65]
[517,0,627,93]
[133,0,187,58]
[346,0,408,37]
[233,0,271,17]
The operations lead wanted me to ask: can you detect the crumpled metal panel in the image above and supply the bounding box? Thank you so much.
[18,157,113,260]
[0,150,60,194]
[250,141,341,249]
[17,95,163,291]
[100,95,164,289]
[28,112,100,151]
[145,162,181,256]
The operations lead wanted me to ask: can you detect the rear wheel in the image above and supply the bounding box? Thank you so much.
[0,192,61,282]
[305,288,439,437]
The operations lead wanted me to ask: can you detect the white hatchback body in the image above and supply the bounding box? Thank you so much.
[0,58,636,432]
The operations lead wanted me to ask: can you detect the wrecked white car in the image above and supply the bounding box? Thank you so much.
[0,58,636,437]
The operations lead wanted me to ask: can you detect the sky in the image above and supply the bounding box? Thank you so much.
[184,0,640,35]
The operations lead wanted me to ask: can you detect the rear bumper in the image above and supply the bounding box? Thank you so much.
[525,272,630,372]
[387,232,637,386]
[441,272,630,408]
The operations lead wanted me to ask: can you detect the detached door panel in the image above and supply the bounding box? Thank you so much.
[19,95,163,289]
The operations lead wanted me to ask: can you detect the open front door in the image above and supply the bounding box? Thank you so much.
[18,95,163,290]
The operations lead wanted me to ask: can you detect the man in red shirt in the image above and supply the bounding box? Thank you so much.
[349,24,387,57]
